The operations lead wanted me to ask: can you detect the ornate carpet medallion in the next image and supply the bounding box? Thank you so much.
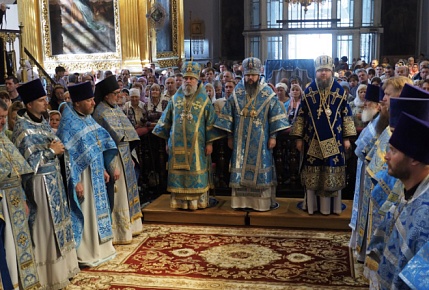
[67,224,368,289]
[200,243,282,269]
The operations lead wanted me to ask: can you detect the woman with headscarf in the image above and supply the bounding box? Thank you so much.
[287,83,303,125]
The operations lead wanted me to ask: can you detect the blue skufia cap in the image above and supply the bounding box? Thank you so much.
[390,112,429,164]
[399,83,429,99]
[68,82,94,103]
[365,84,380,103]
[390,98,429,128]
[17,79,47,105]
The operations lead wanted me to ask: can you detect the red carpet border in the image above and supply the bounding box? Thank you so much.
[67,224,368,290]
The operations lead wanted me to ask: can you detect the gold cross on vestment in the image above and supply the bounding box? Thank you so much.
[332,89,341,103]
[304,134,310,143]
[253,118,262,127]
[261,90,270,98]
[176,99,184,109]
[18,235,27,247]
[10,195,20,207]
[307,89,318,103]
[236,88,245,95]
[180,111,186,123]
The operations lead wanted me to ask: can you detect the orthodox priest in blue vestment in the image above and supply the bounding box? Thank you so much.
[214,57,290,211]
[366,113,429,290]
[0,100,40,290]
[57,82,119,266]
[12,79,79,289]
[291,55,356,215]
[93,75,143,244]
[349,84,383,262]
[153,60,223,210]
[355,81,422,275]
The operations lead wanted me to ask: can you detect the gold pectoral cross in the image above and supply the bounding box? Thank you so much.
[180,111,186,124]
[317,106,324,119]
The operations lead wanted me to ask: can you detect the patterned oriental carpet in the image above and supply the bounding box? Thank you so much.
[66,224,368,290]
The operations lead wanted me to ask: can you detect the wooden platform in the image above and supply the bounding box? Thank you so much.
[142,195,353,230]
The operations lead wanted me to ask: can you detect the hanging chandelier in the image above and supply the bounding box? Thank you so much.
[285,0,325,13]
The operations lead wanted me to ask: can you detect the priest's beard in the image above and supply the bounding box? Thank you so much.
[245,80,259,97]
[375,107,390,134]
[388,157,411,180]
[361,107,378,122]
[182,82,198,96]
[316,76,333,90]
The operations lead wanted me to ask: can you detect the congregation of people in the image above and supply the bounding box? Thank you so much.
[1,52,429,289]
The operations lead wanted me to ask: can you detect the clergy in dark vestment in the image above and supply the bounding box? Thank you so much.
[291,55,356,215]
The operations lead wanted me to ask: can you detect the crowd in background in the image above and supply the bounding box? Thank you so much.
[1,53,429,289]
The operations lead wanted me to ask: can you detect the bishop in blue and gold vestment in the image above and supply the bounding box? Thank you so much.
[153,60,223,210]
[215,57,290,211]
[291,55,356,215]
[0,99,40,290]
[12,79,79,289]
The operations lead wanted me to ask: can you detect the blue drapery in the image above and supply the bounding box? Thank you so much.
[264,59,315,85]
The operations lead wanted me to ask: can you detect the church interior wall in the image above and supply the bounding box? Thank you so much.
[2,0,429,80]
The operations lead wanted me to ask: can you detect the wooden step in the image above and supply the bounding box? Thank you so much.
[142,194,353,230]
[248,198,353,230]
[142,194,247,226]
